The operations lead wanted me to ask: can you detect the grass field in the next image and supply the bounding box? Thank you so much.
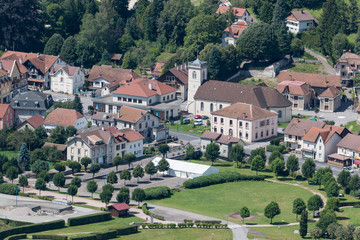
[167,123,210,135]
[0,150,19,158]
[337,207,360,226]
[148,181,314,225]
[287,63,325,74]
[344,120,360,133]
[298,52,317,60]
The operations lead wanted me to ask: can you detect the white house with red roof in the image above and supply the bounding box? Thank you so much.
[286,10,318,34]
[221,22,248,46]
[216,6,254,24]
[50,65,85,94]
[16,114,44,131]
[44,108,88,131]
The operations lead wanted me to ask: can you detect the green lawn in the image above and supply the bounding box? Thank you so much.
[167,123,210,135]
[278,122,289,129]
[287,63,325,74]
[298,52,317,60]
[344,120,360,133]
[148,181,314,225]
[238,77,278,88]
[337,207,360,226]
[0,150,19,158]
[156,52,175,62]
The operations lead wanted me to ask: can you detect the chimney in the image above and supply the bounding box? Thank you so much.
[148,83,153,90]
[289,73,292,81]
[349,49,352,52]
[37,53,40,58]
[301,10,304,14]
[19,58,23,64]
[304,129,307,135]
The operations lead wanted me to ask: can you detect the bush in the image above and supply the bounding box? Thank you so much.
[0,220,65,239]
[110,226,138,235]
[0,184,18,195]
[183,171,265,189]
[4,234,27,240]
[144,186,171,200]
[270,138,283,146]
[266,144,286,153]
[0,218,31,227]
[67,212,111,226]
[32,235,68,240]
[142,203,165,220]
[68,234,97,240]
[94,230,117,240]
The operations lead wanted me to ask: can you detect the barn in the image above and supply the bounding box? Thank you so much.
[152,157,219,179]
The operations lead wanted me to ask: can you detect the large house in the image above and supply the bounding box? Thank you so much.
[0,104,14,130]
[216,6,254,24]
[0,59,28,97]
[221,23,248,47]
[210,102,278,143]
[158,63,189,100]
[87,65,139,96]
[286,10,318,34]
[44,108,88,131]
[0,68,12,103]
[200,131,242,159]
[10,91,53,123]
[276,81,312,110]
[335,51,360,87]
[92,78,181,120]
[50,65,85,94]
[332,134,360,167]
[67,126,144,164]
[277,72,342,112]
[1,51,67,89]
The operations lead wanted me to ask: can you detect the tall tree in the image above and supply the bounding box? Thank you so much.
[158,157,170,176]
[308,195,324,217]
[143,0,164,41]
[120,169,131,186]
[158,144,169,158]
[53,172,65,191]
[54,162,66,172]
[60,36,77,64]
[19,175,28,192]
[270,158,285,178]
[276,23,292,56]
[208,46,222,80]
[272,0,289,30]
[35,178,46,196]
[113,156,122,171]
[81,157,92,171]
[292,198,306,221]
[73,94,83,114]
[240,206,250,224]
[229,144,244,167]
[107,171,118,184]
[132,188,146,206]
[123,153,136,169]
[205,142,220,165]
[251,155,265,175]
[331,33,350,60]
[62,0,86,37]
[44,33,64,56]
[337,169,351,189]
[264,201,281,224]
[87,180,98,198]
[50,126,67,144]
[299,210,308,238]
[67,185,78,202]
[6,166,18,183]
[31,160,49,175]
[17,143,30,171]
[100,189,112,206]
[249,148,266,163]
[116,187,130,204]
[145,161,157,180]
[286,154,299,176]
[347,0,359,33]
[89,163,101,177]
[301,158,316,179]
[133,164,144,182]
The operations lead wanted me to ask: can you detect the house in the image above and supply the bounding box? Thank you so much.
[334,134,360,167]
[1,51,67,89]
[191,80,292,123]
[151,60,166,79]
[16,113,44,130]
[10,91,53,123]
[44,108,88,131]
[0,59,28,97]
[107,203,130,217]
[110,54,123,66]
[87,65,139,96]
[276,81,312,110]
[43,142,67,160]
[216,6,254,23]
[210,102,278,143]
[286,10,318,34]
[66,126,144,164]
[92,78,181,120]
[158,63,188,100]
[0,69,12,103]
[335,51,360,87]
[200,131,242,159]
[0,104,14,129]
[91,112,117,127]
[318,86,341,112]
[221,23,248,47]
[152,156,219,178]
[50,65,85,94]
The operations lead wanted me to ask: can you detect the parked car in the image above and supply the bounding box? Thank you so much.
[202,115,209,119]
[343,167,354,173]
[182,119,190,124]
[194,120,202,126]
[194,115,202,119]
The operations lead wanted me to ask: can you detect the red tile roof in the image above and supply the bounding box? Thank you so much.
[87,65,139,85]
[105,127,144,142]
[319,86,340,98]
[108,202,130,211]
[116,106,148,123]
[216,6,247,17]
[223,24,248,39]
[278,72,341,88]
[152,60,166,77]
[43,142,67,151]
[212,102,277,120]
[44,108,84,127]
[24,114,44,128]
[287,10,317,22]
[284,118,325,137]
[302,127,339,144]
[276,81,311,96]
[337,134,360,151]
[52,65,80,76]
[168,64,188,85]
[0,104,12,119]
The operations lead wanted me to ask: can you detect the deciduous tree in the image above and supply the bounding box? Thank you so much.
[158,157,170,176]
[44,33,64,56]
[107,171,118,184]
[67,185,78,202]
[133,164,144,182]
[89,163,100,177]
[86,180,98,198]
[264,201,281,224]
[251,155,265,175]
[53,172,65,191]
[292,198,306,221]
[81,157,91,171]
[301,158,315,179]
[120,169,131,186]
[19,175,28,192]
[132,188,146,206]
[240,206,250,224]
[145,161,157,180]
[35,178,46,196]
[205,142,220,165]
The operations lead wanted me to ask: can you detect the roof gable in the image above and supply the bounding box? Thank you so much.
[278,72,341,88]
[44,108,84,127]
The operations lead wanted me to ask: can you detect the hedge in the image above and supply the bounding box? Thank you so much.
[339,201,360,207]
[67,212,112,226]
[183,171,265,189]
[144,186,171,200]
[4,234,27,240]
[266,144,286,153]
[69,234,97,240]
[142,203,165,220]
[94,230,117,240]
[32,235,68,240]
[109,226,138,235]
[0,184,18,195]
[0,220,65,239]
[0,218,31,227]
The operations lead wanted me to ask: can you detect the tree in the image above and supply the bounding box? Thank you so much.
[353,227,360,240]
[60,36,77,64]
[286,154,299,176]
[331,33,350,60]
[145,161,157,180]
[208,46,222,80]
[335,224,355,240]
[291,38,304,57]
[123,153,136,169]
[89,163,100,177]
[35,178,46,196]
[50,126,67,144]
[264,201,281,224]
[299,210,308,238]
[240,206,250,224]
[251,155,265,175]
[158,144,169,158]
[258,1,274,24]
[337,169,351,189]
[270,158,285,178]
[237,22,279,62]
[229,144,244,167]
[116,187,130,204]
[348,0,359,33]
[276,24,291,55]
[54,162,66,172]
[133,164,144,182]
[301,158,316,179]
[132,188,146,206]
[71,176,81,188]
[80,157,91,172]
[205,142,220,165]
[120,169,132,186]
[113,156,122,171]
[67,185,78,202]
[100,190,112,206]
[86,180,98,198]
[308,195,324,217]
[325,197,340,211]
[102,184,114,193]
[292,198,306,221]
[6,166,18,184]
[158,157,170,176]
[272,0,289,30]
[19,175,28,192]
[38,170,50,183]
[143,0,164,41]
[268,151,283,164]
[185,144,197,160]
[324,180,340,197]
[355,28,360,55]
[107,171,118,184]
[44,33,64,56]
[118,33,135,53]
[249,148,266,163]
[327,222,340,239]
[317,209,337,232]
[68,161,81,175]
[17,143,30,171]
[53,172,65,191]
[31,160,49,175]
[311,227,323,239]
[73,94,83,114]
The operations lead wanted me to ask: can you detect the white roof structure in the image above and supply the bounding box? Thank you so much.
[152,157,219,179]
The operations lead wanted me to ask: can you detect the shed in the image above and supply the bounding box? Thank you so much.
[107,202,130,217]
[152,157,219,179]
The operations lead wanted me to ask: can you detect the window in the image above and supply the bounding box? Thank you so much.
[266,119,270,125]
[260,131,263,137]
[163,97,165,101]
[266,129,269,136]
[139,100,142,104]
[149,99,152,104]
[109,146,112,152]
[272,118,275,124]
[201,102,204,111]
[123,97,127,101]
[116,145,120,150]
[128,98,132,102]
[214,127,217,132]
[167,95,169,100]
[152,121,154,126]
[278,110,282,118]
[71,148,74,154]
[133,99,137,103]
[230,120,233,126]
[271,128,274,134]
[220,127,223,133]
[78,149,80,154]
[192,71,197,79]
[214,117,217,123]
[255,122,258,128]
[139,123,142,129]
[239,131,242,137]
[220,118,224,124]
[60,77,63,82]
[130,145,132,149]
[255,132,258,139]
[239,121,242,127]
[229,129,233,136]
[145,122,148,128]
[245,122,249,128]
[122,144,125,149]
[219,104,223,109]
[325,98,329,102]
[210,103,213,112]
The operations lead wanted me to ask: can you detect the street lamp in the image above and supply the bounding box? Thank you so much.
[102,173,107,185]
[13,187,20,207]
[66,188,68,201]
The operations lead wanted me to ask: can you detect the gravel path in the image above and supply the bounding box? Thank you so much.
[305,48,336,75]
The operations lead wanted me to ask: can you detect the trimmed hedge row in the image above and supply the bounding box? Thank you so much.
[0,218,31,227]
[94,230,117,239]
[67,212,112,226]
[266,144,286,153]
[339,201,360,207]
[69,234,97,240]
[142,203,165,220]
[68,227,138,240]
[183,171,265,189]
[4,234,27,240]
[144,186,171,200]
[32,235,68,240]
[0,220,65,239]
[110,226,138,235]
[0,184,18,195]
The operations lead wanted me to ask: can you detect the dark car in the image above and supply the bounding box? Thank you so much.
[202,115,209,119]
[182,119,190,124]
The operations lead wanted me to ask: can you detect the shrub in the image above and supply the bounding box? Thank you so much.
[266,144,286,153]
[67,212,111,226]
[183,171,265,189]
[144,186,171,200]
[94,230,117,240]
[68,234,97,240]
[4,234,27,240]
[270,138,282,146]
[110,226,138,235]
[32,235,68,240]
[142,203,165,220]
[0,184,18,195]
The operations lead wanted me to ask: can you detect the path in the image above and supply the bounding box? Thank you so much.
[305,48,336,75]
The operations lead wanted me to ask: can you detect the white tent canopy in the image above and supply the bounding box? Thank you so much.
[152,157,219,179]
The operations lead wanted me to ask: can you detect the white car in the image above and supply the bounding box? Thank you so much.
[343,167,354,173]
[194,120,202,126]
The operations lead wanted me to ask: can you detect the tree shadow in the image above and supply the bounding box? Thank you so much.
[272,221,290,225]
[138,181,151,184]
[337,216,350,221]
[125,184,138,188]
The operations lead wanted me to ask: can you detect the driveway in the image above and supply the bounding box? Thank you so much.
[305,48,336,75]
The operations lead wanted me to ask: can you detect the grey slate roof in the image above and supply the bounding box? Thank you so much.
[10,91,53,111]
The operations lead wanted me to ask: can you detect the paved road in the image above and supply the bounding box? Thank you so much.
[305,48,336,75]
[169,130,201,145]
